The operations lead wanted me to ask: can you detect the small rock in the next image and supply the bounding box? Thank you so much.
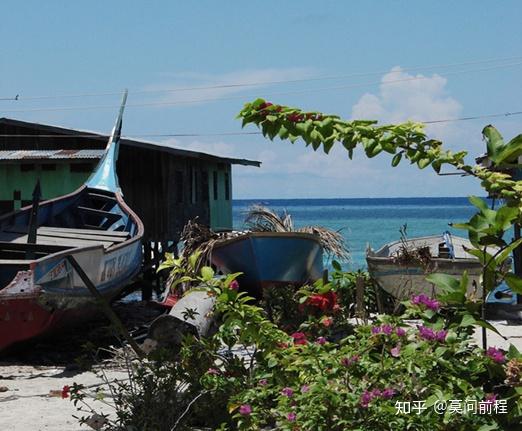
[0,386,8,392]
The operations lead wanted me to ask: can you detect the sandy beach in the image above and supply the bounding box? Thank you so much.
[0,364,127,431]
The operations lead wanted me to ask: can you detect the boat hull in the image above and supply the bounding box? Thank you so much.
[0,233,142,351]
[211,232,323,297]
[366,257,483,301]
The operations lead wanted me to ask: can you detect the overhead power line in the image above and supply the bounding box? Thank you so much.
[2,60,522,114]
[1,55,521,103]
[0,110,520,139]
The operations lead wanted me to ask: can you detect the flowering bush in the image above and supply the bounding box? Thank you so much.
[69,265,522,430]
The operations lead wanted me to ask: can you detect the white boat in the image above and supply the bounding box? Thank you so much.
[366,232,482,301]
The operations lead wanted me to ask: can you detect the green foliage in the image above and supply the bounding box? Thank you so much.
[238,100,522,211]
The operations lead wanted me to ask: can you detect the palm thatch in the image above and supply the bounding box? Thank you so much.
[245,204,350,261]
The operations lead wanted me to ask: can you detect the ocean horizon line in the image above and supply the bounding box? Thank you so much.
[233,196,483,202]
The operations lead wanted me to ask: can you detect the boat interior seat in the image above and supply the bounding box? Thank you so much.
[0,225,129,250]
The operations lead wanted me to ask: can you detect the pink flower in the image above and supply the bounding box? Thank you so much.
[316,336,327,345]
[291,332,308,345]
[229,280,239,290]
[258,379,268,386]
[371,326,381,334]
[321,316,333,327]
[390,345,401,357]
[239,404,252,416]
[287,412,296,422]
[206,368,220,375]
[301,385,310,393]
[396,327,407,337]
[486,347,506,364]
[281,387,294,397]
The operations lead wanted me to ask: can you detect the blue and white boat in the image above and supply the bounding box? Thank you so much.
[0,91,144,351]
[211,231,323,297]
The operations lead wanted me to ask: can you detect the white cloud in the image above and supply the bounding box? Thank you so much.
[351,66,463,141]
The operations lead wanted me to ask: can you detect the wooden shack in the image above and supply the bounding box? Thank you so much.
[0,118,260,247]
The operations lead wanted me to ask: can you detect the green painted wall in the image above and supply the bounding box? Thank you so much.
[0,163,90,204]
[208,163,232,231]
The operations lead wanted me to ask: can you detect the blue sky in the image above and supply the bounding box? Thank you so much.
[1,1,521,198]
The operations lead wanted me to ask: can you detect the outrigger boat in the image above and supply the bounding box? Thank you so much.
[366,232,482,301]
[210,231,324,297]
[0,91,144,352]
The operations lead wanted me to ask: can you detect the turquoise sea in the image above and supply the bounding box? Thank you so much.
[233,197,479,270]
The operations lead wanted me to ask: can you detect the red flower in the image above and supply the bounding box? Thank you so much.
[307,291,338,312]
[291,332,308,345]
[61,385,70,399]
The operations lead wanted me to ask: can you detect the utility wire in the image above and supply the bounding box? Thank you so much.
[1,55,522,102]
[2,60,522,114]
[0,110,520,139]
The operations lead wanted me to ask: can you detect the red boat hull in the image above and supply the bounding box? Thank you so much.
[0,294,63,351]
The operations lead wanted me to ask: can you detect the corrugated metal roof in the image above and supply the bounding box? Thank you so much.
[0,118,261,167]
[0,149,104,161]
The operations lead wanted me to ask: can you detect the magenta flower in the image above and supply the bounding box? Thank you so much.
[287,412,296,422]
[371,326,381,334]
[281,387,294,397]
[301,384,310,393]
[396,327,407,337]
[418,325,436,341]
[381,324,394,335]
[484,393,498,404]
[258,379,268,386]
[316,336,327,345]
[229,280,240,290]
[360,390,374,408]
[341,354,360,367]
[206,368,220,375]
[486,347,506,364]
[382,388,396,399]
[239,404,252,416]
[390,345,401,357]
[435,330,448,342]
[411,294,440,311]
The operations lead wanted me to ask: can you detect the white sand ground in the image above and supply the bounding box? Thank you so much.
[1,321,522,430]
[0,365,127,431]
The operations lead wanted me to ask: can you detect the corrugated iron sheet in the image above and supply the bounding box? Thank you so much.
[0,149,104,160]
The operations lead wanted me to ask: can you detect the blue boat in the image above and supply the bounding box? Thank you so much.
[210,232,323,297]
[0,91,144,351]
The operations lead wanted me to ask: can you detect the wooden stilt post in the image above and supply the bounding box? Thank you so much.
[355,276,366,323]
[153,241,161,295]
[142,241,152,301]
[65,255,145,359]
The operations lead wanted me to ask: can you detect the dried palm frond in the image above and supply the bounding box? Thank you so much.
[245,205,349,261]
[245,204,294,232]
[179,218,222,271]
